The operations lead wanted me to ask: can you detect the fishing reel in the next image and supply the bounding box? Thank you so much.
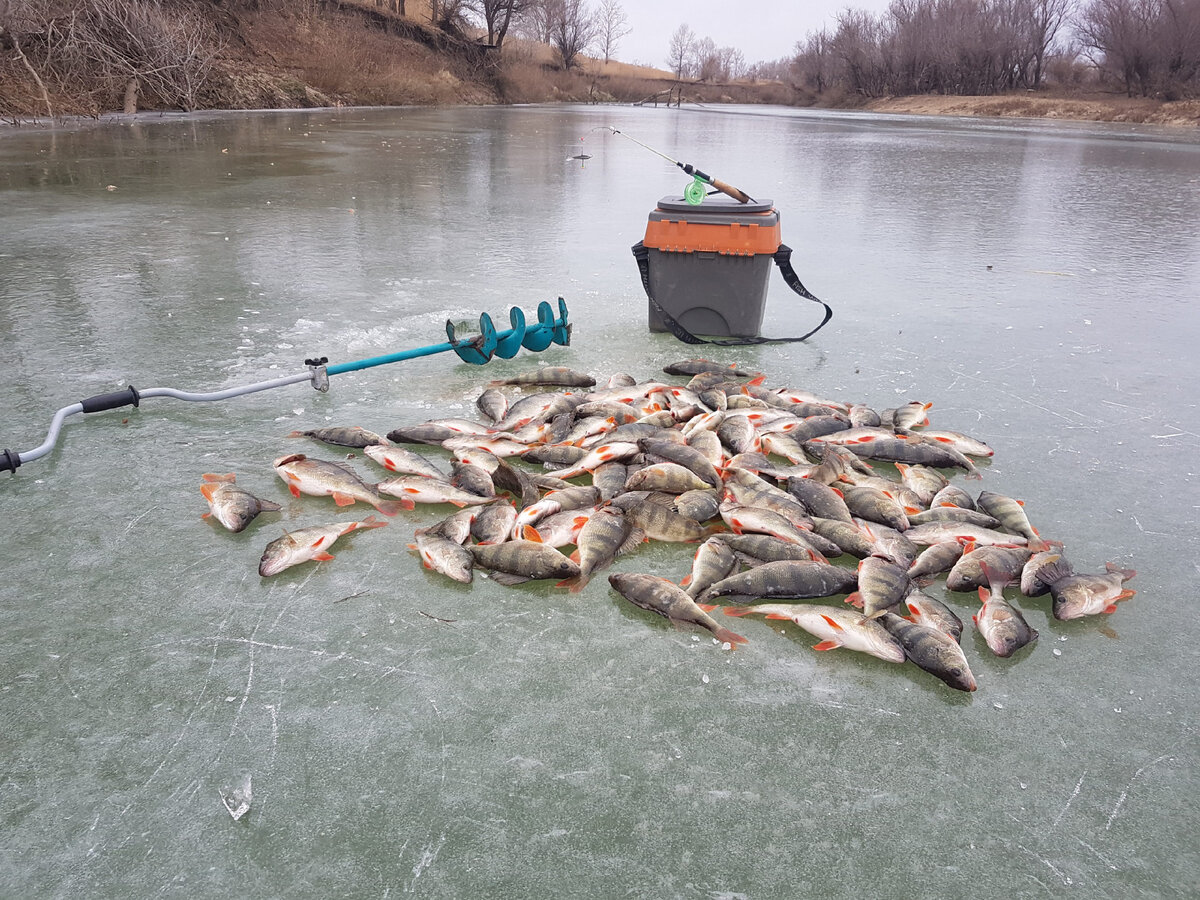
[684,176,708,206]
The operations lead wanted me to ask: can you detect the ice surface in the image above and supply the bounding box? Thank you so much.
[0,105,1196,898]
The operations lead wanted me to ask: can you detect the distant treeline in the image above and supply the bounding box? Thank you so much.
[781,0,1200,99]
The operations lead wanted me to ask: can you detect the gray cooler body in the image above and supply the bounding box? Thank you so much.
[641,195,780,338]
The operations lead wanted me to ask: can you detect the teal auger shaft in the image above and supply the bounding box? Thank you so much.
[326,341,459,376]
[1,300,571,474]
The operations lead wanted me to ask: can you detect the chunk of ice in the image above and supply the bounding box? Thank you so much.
[220,774,252,822]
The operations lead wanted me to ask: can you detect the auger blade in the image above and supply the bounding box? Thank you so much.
[447,313,497,365]
[552,296,571,346]
[492,306,527,359]
[521,301,557,352]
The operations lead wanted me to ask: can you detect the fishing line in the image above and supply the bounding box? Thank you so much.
[584,126,754,205]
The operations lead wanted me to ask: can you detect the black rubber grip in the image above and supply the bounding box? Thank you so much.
[80,386,140,414]
[1,448,20,473]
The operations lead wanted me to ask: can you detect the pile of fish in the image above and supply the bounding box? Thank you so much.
[200,362,1137,693]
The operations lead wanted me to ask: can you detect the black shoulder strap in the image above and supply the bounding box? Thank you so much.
[631,241,832,346]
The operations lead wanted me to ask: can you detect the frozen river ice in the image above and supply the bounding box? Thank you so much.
[1,104,1197,897]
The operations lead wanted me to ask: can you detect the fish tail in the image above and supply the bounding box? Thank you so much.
[375,499,410,516]
[201,472,237,483]
[722,606,755,617]
[978,560,1009,595]
[1106,562,1137,581]
[557,575,589,593]
[358,515,388,529]
[712,626,749,647]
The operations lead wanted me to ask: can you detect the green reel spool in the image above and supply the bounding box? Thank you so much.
[684,176,707,205]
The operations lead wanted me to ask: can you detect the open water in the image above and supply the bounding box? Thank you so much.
[1,104,1197,897]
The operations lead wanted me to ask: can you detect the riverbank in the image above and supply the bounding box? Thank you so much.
[1,0,1197,128]
[865,93,1200,127]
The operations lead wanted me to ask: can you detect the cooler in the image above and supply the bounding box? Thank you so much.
[639,195,781,337]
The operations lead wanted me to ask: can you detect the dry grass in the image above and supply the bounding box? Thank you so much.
[224,0,494,107]
[866,92,1200,127]
[290,19,450,104]
[4,0,1195,125]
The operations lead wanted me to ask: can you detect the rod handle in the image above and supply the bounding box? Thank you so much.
[80,386,140,414]
[709,178,752,204]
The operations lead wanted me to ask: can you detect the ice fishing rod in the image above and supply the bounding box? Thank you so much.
[1,299,571,474]
[590,127,754,206]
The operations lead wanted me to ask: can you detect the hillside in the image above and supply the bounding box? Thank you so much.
[1,0,1196,126]
[0,0,794,119]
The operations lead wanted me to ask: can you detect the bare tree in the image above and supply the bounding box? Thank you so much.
[785,0,1195,98]
[1020,0,1073,87]
[45,0,219,112]
[792,28,835,92]
[545,0,597,68]
[1080,0,1200,95]
[431,0,471,28]
[718,46,745,80]
[746,58,792,81]
[667,23,694,77]
[1,0,56,118]
[595,0,629,62]
[466,0,532,49]
[515,0,555,42]
[831,7,889,96]
[1078,0,1159,94]
[887,0,940,93]
[692,35,717,79]
[1157,0,1200,95]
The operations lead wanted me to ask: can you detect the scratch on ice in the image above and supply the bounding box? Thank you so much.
[1018,844,1073,886]
[406,832,446,892]
[1051,770,1086,830]
[1106,754,1173,831]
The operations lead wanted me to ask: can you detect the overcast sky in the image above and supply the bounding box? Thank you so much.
[613,1,892,69]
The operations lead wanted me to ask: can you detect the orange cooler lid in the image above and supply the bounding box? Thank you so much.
[643,195,780,256]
